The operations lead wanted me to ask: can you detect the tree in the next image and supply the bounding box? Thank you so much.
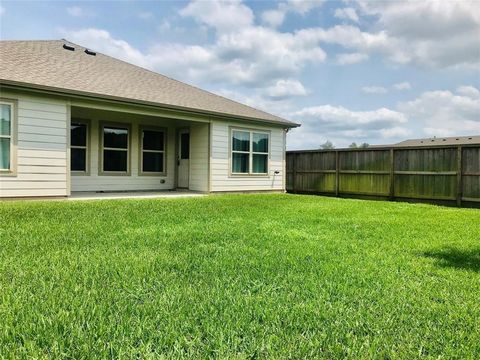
[319,140,335,149]
[349,142,369,149]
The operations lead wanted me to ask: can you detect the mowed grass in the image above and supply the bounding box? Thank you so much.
[0,194,479,359]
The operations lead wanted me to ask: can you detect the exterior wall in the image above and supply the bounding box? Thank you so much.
[189,123,209,192]
[209,120,286,192]
[0,91,69,197]
[70,108,176,192]
[0,90,288,197]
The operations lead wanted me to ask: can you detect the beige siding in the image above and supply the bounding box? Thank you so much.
[189,123,209,192]
[210,120,286,192]
[0,92,68,198]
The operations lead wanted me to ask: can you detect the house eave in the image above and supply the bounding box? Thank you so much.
[0,79,301,128]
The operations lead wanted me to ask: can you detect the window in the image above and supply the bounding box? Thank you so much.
[71,121,88,173]
[252,132,269,174]
[140,128,166,174]
[180,132,190,160]
[0,101,14,173]
[231,129,269,175]
[101,124,129,174]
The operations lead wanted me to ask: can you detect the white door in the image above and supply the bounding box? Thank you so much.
[177,129,190,188]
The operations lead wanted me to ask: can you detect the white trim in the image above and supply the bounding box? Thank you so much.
[0,100,15,174]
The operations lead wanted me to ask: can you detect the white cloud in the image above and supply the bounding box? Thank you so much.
[393,82,411,90]
[213,27,326,84]
[150,26,326,87]
[180,0,253,32]
[261,9,286,28]
[263,79,308,100]
[269,2,480,70]
[288,105,409,149]
[297,25,389,54]
[66,6,94,18]
[355,1,480,69]
[456,85,480,99]
[357,1,479,40]
[261,0,324,28]
[293,105,407,126]
[172,1,326,90]
[399,86,480,137]
[287,0,325,15]
[334,7,359,23]
[0,5,5,16]
[361,86,388,94]
[336,52,368,65]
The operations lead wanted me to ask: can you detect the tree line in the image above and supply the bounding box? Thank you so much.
[319,141,370,150]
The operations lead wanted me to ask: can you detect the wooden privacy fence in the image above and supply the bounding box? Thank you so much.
[286,145,480,207]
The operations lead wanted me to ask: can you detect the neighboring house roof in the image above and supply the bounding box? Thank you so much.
[0,40,298,127]
[393,135,480,147]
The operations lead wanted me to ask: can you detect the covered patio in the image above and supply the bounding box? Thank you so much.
[69,103,210,195]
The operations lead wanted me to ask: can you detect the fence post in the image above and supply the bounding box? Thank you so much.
[456,146,463,207]
[293,152,297,193]
[335,151,339,197]
[389,148,395,200]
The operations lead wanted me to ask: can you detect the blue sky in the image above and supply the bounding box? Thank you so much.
[1,0,479,149]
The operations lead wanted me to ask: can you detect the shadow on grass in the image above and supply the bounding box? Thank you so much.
[423,248,480,273]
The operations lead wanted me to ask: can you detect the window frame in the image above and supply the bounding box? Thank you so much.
[138,125,167,176]
[99,121,131,176]
[0,98,18,177]
[230,127,270,176]
[70,118,90,176]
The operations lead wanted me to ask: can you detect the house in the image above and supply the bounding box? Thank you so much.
[392,135,480,147]
[0,40,299,198]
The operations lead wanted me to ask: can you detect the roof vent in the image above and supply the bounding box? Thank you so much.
[63,44,75,51]
[84,49,96,56]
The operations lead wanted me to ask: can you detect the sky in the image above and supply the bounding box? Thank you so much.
[0,0,479,149]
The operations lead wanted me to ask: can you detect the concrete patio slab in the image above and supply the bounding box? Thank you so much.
[69,190,206,201]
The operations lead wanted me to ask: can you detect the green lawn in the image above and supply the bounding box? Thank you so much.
[0,194,479,358]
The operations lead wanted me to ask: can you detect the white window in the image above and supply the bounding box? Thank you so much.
[231,129,269,175]
[0,101,14,173]
[140,127,166,175]
[100,124,130,174]
[71,121,88,173]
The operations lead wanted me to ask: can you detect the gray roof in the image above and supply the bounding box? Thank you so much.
[394,135,480,147]
[0,40,298,127]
